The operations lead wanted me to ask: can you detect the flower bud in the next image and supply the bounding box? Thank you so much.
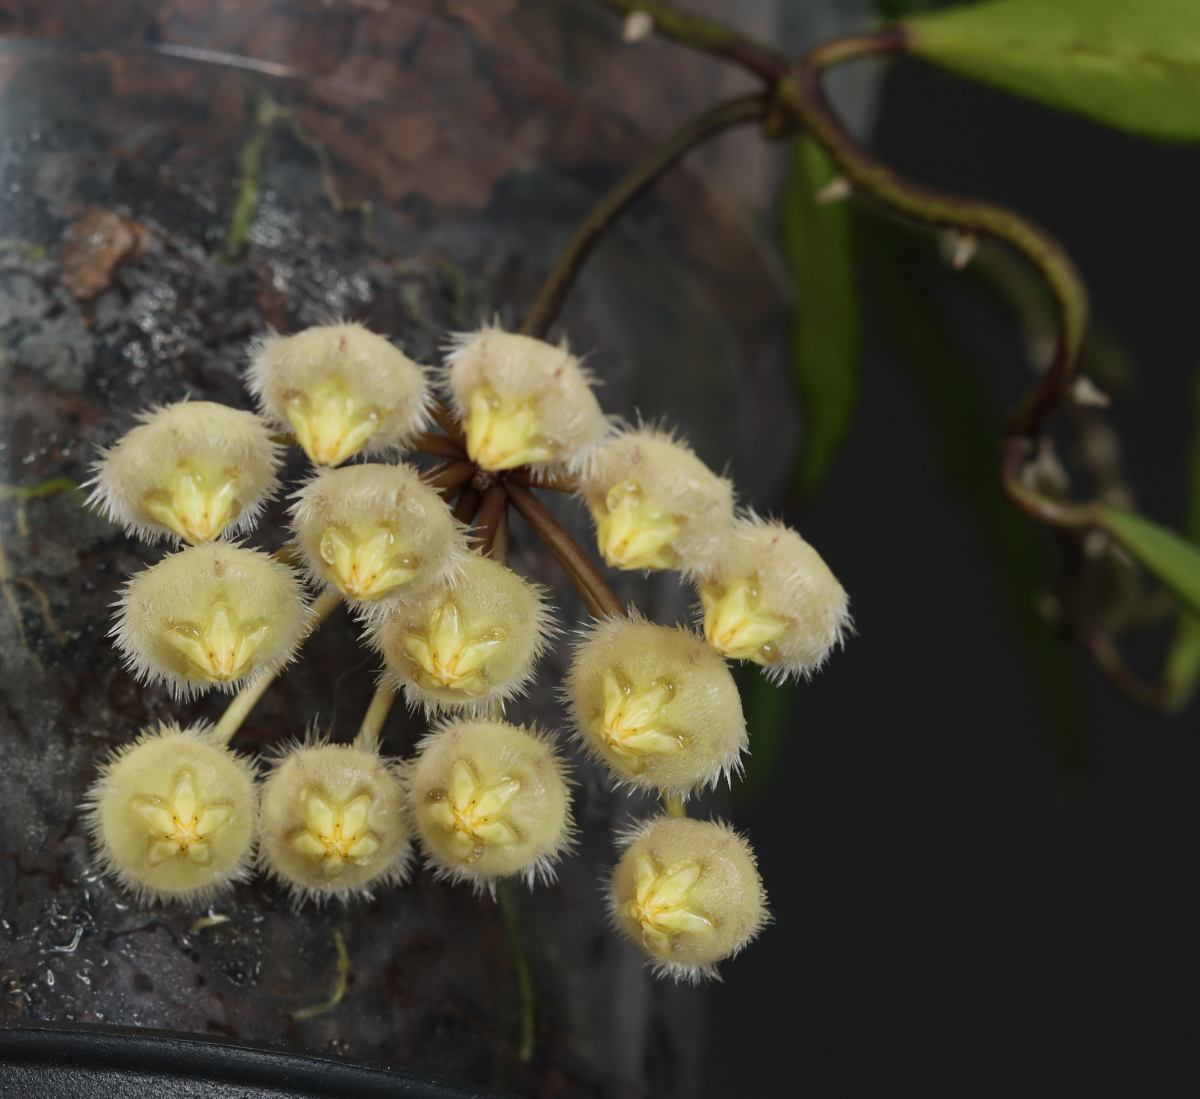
[565,617,746,797]
[443,327,608,471]
[291,463,465,608]
[87,401,281,544]
[248,323,430,466]
[697,518,850,679]
[367,553,553,713]
[84,721,257,904]
[407,720,573,889]
[579,428,734,575]
[258,740,410,903]
[112,542,310,698]
[610,816,767,982]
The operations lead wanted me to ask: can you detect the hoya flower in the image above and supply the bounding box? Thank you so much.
[610,816,767,982]
[697,517,850,680]
[367,553,553,713]
[407,720,573,890]
[291,463,465,608]
[86,400,281,544]
[84,721,257,904]
[565,616,746,797]
[258,739,410,903]
[112,542,310,698]
[579,427,734,575]
[443,326,608,471]
[248,322,430,466]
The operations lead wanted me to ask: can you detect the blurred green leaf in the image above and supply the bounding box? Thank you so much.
[782,135,862,502]
[858,207,1087,770]
[732,666,792,810]
[1094,506,1200,618]
[904,0,1200,142]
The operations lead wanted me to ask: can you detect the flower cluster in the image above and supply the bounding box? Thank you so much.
[84,318,848,982]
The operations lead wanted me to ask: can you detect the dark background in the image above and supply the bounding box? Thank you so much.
[705,56,1200,1097]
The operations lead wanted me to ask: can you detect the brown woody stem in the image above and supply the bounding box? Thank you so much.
[472,484,509,554]
[520,92,769,339]
[589,0,789,82]
[507,467,580,494]
[782,30,1089,447]
[410,431,465,460]
[506,483,624,620]
[427,459,476,500]
[452,486,483,526]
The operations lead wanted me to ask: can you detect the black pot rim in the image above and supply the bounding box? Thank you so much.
[0,1019,510,1098]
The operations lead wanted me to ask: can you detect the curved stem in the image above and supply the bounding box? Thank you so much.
[452,486,483,526]
[506,483,625,620]
[410,431,466,461]
[1082,628,1172,713]
[1000,438,1094,528]
[353,680,397,750]
[588,0,789,83]
[472,483,509,554]
[427,459,476,500]
[213,590,341,744]
[520,93,769,339]
[784,32,1089,442]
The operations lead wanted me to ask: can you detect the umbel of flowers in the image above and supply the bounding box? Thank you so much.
[83,321,850,983]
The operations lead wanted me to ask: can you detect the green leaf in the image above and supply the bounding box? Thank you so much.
[732,667,792,810]
[1163,613,1200,712]
[903,0,1200,142]
[858,207,1087,770]
[782,135,862,502]
[1094,505,1200,617]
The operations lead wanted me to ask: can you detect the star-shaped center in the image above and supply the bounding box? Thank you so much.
[700,577,787,666]
[426,759,520,864]
[289,790,381,879]
[163,600,271,683]
[130,771,233,868]
[284,375,381,467]
[591,670,685,773]
[400,601,506,695]
[319,522,419,600]
[142,461,243,544]
[622,853,714,957]
[594,480,678,571]
[465,385,556,470]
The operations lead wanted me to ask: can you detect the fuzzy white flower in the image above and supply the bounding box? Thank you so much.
[366,552,554,714]
[111,542,310,698]
[84,721,258,905]
[579,427,735,575]
[406,720,573,891]
[443,326,609,472]
[697,516,850,680]
[290,462,466,609]
[609,815,768,983]
[86,401,281,544]
[258,738,410,904]
[565,615,746,798]
[248,322,431,466]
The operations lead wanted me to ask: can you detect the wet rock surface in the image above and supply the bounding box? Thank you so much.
[0,4,792,1096]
